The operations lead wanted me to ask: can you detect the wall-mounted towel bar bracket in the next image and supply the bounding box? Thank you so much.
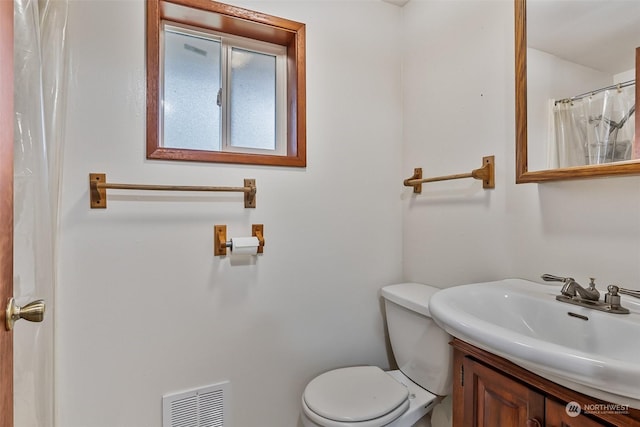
[403,155,495,194]
[214,224,265,256]
[89,173,257,208]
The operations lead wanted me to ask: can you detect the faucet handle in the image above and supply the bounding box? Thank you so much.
[588,277,597,290]
[542,274,577,297]
[619,288,640,299]
[607,285,620,296]
[541,274,574,283]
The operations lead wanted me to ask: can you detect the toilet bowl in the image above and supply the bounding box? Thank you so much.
[301,283,453,427]
[301,367,438,427]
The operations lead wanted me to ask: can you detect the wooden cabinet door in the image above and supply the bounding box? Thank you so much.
[462,357,545,427]
[546,399,608,427]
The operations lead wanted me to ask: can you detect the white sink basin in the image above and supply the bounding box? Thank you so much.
[429,278,640,409]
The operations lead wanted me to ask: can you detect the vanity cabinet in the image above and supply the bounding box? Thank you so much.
[460,356,545,426]
[452,338,640,427]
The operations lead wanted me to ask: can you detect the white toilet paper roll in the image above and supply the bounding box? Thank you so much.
[230,236,259,255]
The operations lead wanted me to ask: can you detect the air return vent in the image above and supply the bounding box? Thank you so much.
[163,381,230,427]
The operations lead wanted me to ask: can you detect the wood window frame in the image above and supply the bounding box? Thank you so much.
[146,0,306,167]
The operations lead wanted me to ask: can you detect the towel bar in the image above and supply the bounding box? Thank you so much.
[403,156,495,193]
[89,173,257,208]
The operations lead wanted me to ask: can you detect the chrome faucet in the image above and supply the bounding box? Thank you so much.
[541,274,600,301]
[541,274,629,314]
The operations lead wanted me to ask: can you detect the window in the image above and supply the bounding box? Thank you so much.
[162,24,287,155]
[147,0,306,166]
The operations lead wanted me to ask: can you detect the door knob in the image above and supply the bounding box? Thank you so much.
[5,297,45,331]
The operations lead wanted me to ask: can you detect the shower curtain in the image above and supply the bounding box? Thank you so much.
[551,84,635,168]
[551,100,586,168]
[13,0,68,426]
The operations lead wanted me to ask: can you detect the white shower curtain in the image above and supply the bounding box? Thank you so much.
[551,84,635,168]
[551,100,587,168]
[13,0,68,426]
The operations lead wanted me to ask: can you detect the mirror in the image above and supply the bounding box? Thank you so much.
[516,0,640,183]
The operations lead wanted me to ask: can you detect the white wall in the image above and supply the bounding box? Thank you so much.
[56,1,403,426]
[402,1,640,290]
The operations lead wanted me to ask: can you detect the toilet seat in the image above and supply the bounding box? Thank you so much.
[302,366,410,427]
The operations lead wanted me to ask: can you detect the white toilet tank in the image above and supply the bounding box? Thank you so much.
[381,283,453,396]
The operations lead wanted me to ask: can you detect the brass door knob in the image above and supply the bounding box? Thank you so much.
[5,297,45,331]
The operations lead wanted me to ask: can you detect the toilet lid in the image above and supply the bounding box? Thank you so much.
[303,366,409,423]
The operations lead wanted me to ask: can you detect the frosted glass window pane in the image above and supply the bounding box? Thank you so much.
[163,29,221,151]
[229,48,276,150]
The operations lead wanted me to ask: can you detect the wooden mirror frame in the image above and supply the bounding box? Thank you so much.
[515,0,640,183]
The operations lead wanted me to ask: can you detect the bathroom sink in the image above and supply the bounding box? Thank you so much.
[429,278,640,409]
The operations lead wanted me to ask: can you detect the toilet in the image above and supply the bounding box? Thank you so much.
[301,283,453,427]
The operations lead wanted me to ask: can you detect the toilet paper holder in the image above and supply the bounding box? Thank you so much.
[214,224,265,256]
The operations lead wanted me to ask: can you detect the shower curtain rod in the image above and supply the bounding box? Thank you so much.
[555,79,635,104]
